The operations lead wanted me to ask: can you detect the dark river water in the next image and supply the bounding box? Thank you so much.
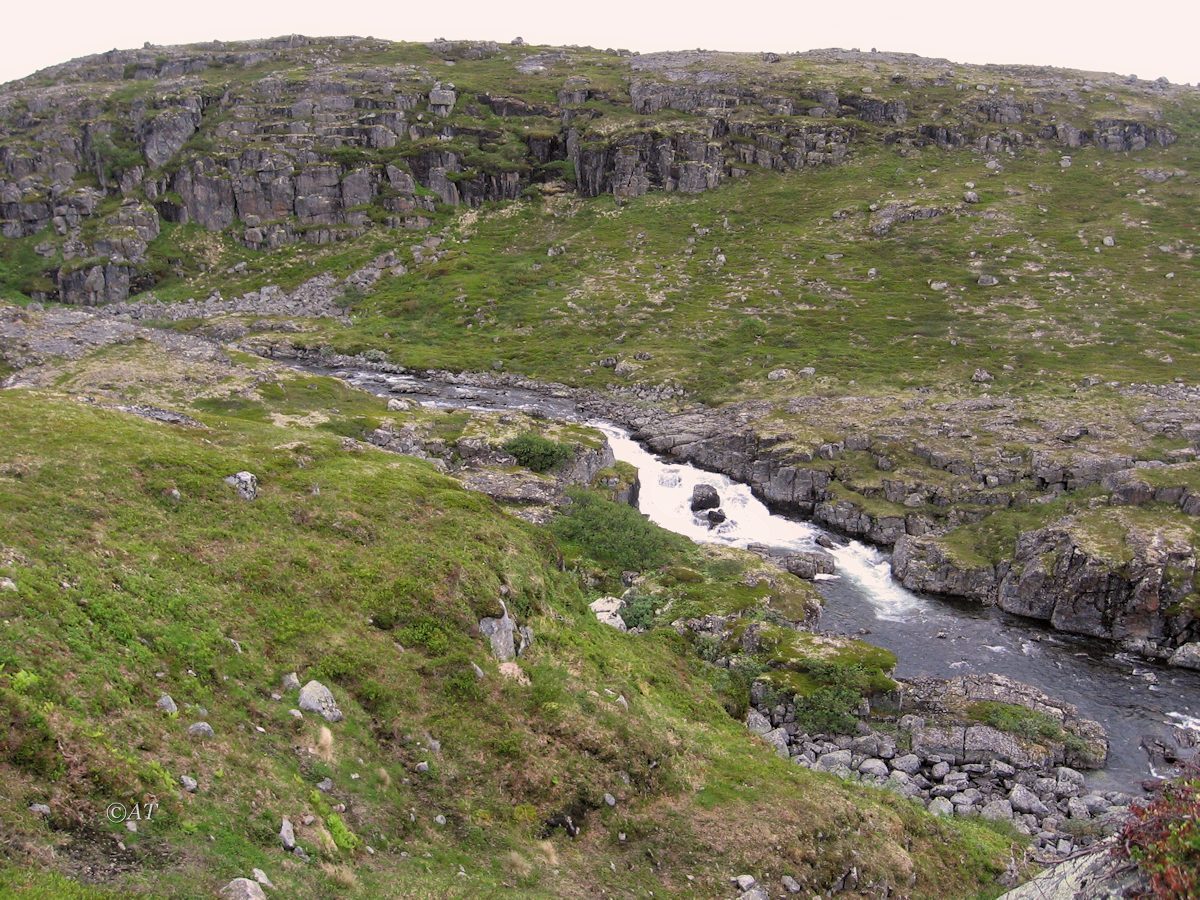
[327,367,1200,792]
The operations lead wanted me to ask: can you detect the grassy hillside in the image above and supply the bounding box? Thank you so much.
[0,372,1017,897]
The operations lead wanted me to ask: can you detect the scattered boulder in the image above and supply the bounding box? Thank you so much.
[690,484,720,511]
[298,681,343,722]
[1168,643,1200,670]
[279,816,295,851]
[281,672,300,692]
[187,722,214,739]
[224,471,258,501]
[977,274,1000,287]
[784,551,836,579]
[29,803,51,817]
[0,577,16,592]
[252,870,275,890]
[156,693,178,715]
[219,878,268,900]
[589,596,627,631]
[180,775,198,793]
[479,601,517,661]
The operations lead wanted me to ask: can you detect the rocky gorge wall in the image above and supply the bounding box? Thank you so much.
[0,37,1186,304]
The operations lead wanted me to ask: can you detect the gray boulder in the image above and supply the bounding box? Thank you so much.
[156,693,178,715]
[479,600,518,658]
[1168,642,1200,670]
[224,471,258,501]
[187,722,214,739]
[180,775,198,793]
[745,708,772,735]
[980,798,1014,821]
[280,816,295,851]
[858,758,889,778]
[816,749,852,771]
[928,796,954,816]
[588,596,627,631]
[690,484,721,512]
[298,681,343,722]
[1009,784,1050,816]
[784,551,836,580]
[219,878,268,900]
[762,728,790,758]
[891,753,921,775]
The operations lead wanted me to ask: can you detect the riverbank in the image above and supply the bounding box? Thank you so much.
[280,352,1200,795]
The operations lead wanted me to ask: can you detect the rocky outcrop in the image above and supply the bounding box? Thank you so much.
[1,38,1182,306]
[997,524,1197,644]
[892,534,999,601]
[747,673,1124,860]
[892,518,1199,647]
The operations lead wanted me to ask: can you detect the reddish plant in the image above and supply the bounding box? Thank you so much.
[1115,762,1200,898]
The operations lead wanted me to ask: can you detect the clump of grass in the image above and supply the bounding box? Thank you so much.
[967,701,1064,742]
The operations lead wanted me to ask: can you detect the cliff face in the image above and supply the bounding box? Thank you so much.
[0,37,1183,304]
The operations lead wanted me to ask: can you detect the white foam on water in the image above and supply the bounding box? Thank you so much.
[1167,711,1200,732]
[595,422,932,624]
[827,541,927,623]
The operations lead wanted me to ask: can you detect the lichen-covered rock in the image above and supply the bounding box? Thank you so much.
[297,680,343,722]
[589,596,627,631]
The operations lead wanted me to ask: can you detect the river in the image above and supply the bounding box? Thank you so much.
[329,368,1200,792]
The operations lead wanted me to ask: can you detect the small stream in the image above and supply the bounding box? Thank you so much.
[332,368,1200,792]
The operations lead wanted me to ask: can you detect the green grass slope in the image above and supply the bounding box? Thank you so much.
[0,386,1017,897]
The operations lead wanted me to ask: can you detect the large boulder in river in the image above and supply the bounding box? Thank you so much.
[784,551,836,579]
[690,484,720,511]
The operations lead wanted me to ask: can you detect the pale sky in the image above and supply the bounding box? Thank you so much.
[2,0,1198,86]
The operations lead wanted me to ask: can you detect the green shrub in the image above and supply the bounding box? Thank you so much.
[502,432,573,472]
[620,594,657,630]
[552,489,690,572]
[326,812,362,852]
[793,684,861,735]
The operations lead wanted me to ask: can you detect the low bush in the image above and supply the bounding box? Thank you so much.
[502,432,573,472]
[1114,763,1200,897]
[551,489,690,572]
